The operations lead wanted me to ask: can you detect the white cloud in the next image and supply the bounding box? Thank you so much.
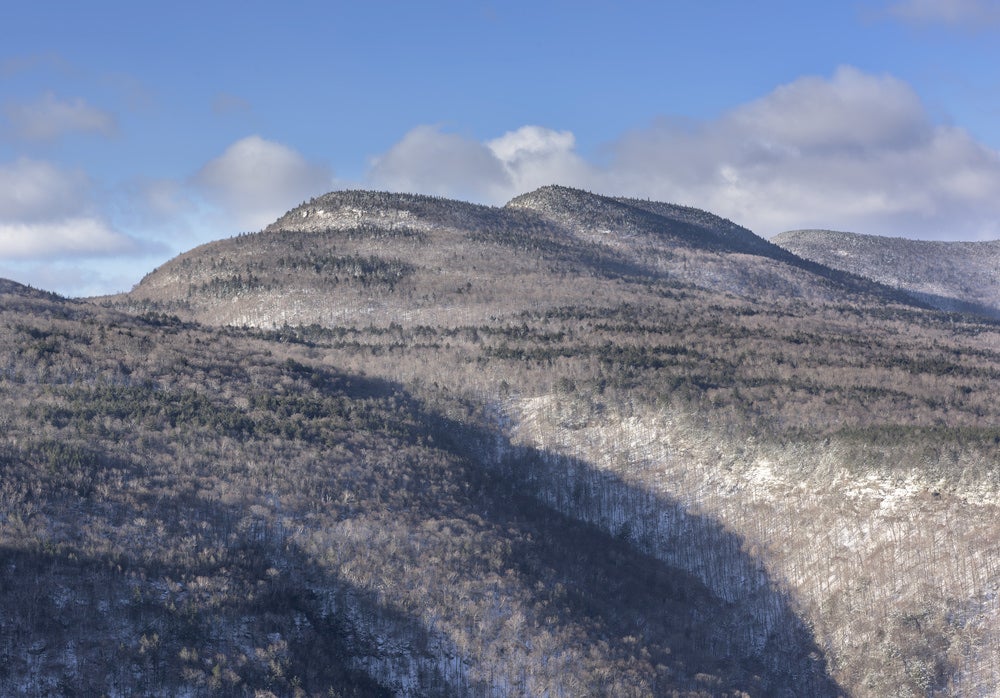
[0,158,92,221]
[604,66,1000,238]
[365,68,1000,240]
[487,125,575,163]
[367,124,592,203]
[0,158,151,261]
[195,135,334,230]
[727,67,929,152]
[369,125,512,201]
[487,126,594,194]
[4,92,116,141]
[886,0,1000,26]
[0,217,140,259]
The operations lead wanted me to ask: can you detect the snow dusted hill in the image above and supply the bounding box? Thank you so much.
[774,228,1000,318]
[122,187,906,329]
[13,186,1000,696]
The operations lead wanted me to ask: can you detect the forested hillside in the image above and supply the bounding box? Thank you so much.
[0,284,833,696]
[5,187,1000,696]
[773,229,1000,319]
[119,187,908,329]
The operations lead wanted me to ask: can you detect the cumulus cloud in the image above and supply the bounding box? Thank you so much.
[886,0,1000,26]
[487,126,594,194]
[487,126,576,163]
[195,135,334,230]
[727,68,930,152]
[365,67,1000,239]
[368,124,593,203]
[0,218,140,259]
[369,125,512,201]
[605,66,1000,238]
[4,92,116,141]
[0,158,148,261]
[0,158,93,221]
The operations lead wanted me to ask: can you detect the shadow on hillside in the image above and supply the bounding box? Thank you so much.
[419,396,842,697]
[318,369,842,695]
[0,504,486,696]
[1,369,843,696]
[907,289,1000,321]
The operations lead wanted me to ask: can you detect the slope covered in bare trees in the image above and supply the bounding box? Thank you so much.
[120,187,909,329]
[0,286,836,696]
[6,187,1000,696]
[774,228,1000,319]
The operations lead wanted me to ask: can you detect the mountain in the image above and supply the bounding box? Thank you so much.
[7,187,1000,695]
[121,186,907,329]
[773,228,1000,318]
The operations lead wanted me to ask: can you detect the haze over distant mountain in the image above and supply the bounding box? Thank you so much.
[773,228,1000,319]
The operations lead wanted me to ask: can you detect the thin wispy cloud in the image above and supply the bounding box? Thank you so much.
[0,53,73,78]
[886,0,1000,26]
[211,92,252,116]
[4,91,117,142]
[134,178,195,221]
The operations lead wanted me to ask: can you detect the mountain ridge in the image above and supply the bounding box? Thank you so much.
[120,186,919,329]
[774,228,1000,319]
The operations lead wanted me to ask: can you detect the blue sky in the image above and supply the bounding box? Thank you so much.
[4,0,1000,296]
